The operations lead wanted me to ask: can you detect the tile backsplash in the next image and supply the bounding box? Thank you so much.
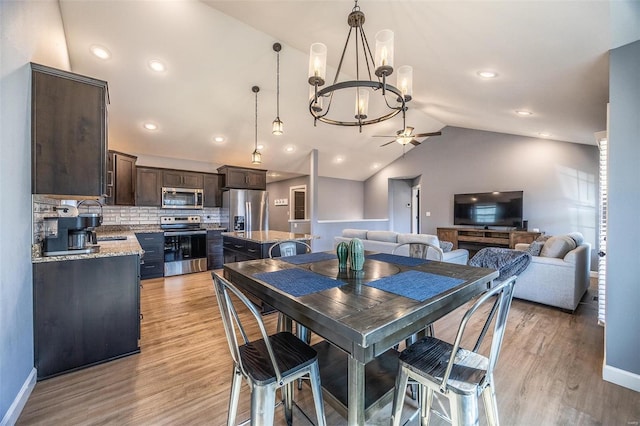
[32,194,226,243]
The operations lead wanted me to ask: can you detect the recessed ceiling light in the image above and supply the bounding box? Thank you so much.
[334,156,345,164]
[148,60,166,72]
[90,45,111,60]
[257,144,264,150]
[515,110,533,116]
[284,145,295,153]
[538,132,552,138]
[477,70,498,79]
[371,163,380,170]
[213,136,225,143]
[143,122,158,131]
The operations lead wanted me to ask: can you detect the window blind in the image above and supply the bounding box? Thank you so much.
[597,137,607,326]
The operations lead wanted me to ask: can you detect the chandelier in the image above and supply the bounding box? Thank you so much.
[308,0,413,131]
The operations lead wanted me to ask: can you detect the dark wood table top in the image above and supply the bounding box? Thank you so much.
[223,253,499,363]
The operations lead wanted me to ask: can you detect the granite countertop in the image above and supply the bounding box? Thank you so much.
[32,231,143,263]
[222,230,316,244]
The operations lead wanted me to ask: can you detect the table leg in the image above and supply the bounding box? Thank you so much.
[348,356,365,426]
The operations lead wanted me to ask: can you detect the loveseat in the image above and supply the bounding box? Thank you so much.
[510,232,591,311]
[334,229,469,265]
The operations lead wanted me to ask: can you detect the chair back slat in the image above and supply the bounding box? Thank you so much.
[269,240,312,258]
[212,273,284,383]
[439,275,517,393]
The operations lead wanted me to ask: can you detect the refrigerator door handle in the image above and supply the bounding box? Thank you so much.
[246,201,251,232]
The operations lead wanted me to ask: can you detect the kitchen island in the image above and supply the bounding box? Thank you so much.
[222,230,315,263]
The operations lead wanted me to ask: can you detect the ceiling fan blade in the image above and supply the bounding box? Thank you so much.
[410,139,421,146]
[412,131,442,138]
[380,139,397,147]
[372,135,397,138]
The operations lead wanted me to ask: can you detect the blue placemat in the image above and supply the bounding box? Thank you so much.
[366,253,428,267]
[253,268,344,297]
[366,270,465,302]
[280,252,337,265]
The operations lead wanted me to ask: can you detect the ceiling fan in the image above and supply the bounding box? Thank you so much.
[374,126,442,147]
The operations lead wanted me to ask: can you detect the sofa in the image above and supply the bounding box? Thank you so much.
[510,232,591,311]
[334,229,469,265]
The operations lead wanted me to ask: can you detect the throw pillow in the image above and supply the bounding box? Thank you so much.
[567,232,584,246]
[439,241,453,253]
[540,235,577,258]
[526,234,550,256]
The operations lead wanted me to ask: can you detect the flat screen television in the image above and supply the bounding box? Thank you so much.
[454,191,523,228]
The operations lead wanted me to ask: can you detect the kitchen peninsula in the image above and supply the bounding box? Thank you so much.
[222,230,314,263]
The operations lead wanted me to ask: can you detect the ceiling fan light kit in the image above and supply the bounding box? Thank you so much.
[307,0,412,131]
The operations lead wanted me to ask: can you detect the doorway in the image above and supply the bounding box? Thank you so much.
[289,185,307,220]
[411,185,420,234]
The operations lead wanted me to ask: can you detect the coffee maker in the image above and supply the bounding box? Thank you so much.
[43,215,102,256]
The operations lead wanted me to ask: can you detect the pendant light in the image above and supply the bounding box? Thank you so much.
[251,86,262,164]
[272,43,284,135]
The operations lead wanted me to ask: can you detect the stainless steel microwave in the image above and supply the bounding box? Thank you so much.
[161,187,204,209]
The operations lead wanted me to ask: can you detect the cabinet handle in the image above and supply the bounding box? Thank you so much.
[247,249,256,253]
[107,170,113,186]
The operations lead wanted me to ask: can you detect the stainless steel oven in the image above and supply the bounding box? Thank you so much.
[161,216,207,276]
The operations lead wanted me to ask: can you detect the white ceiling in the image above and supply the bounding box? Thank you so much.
[59,0,611,182]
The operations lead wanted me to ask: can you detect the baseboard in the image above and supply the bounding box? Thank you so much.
[603,363,640,392]
[0,368,36,426]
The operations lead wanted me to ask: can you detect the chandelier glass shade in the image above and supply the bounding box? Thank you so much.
[307,0,412,130]
[251,86,262,164]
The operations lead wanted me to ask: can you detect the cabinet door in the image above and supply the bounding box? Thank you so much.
[207,230,223,269]
[203,174,222,207]
[31,64,107,197]
[136,167,162,206]
[114,153,136,205]
[162,170,204,189]
[246,170,267,190]
[224,168,250,188]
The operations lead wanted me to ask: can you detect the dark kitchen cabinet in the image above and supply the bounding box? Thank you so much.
[106,151,137,205]
[162,169,204,189]
[203,173,223,207]
[217,165,267,190]
[136,232,164,279]
[207,229,224,270]
[33,255,140,380]
[31,63,108,197]
[136,167,162,207]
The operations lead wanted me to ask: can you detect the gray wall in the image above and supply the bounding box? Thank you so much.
[364,127,599,263]
[266,176,309,231]
[318,176,364,220]
[1,1,70,422]
[606,39,640,382]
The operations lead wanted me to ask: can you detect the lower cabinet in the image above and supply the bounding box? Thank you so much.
[207,230,224,270]
[33,255,140,380]
[136,232,164,279]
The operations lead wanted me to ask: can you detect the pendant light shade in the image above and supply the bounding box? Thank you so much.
[272,43,284,135]
[397,65,413,101]
[251,86,262,164]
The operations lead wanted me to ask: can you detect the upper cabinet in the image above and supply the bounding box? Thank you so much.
[136,167,162,207]
[162,169,204,189]
[203,173,223,207]
[31,63,108,197]
[106,151,137,206]
[218,165,266,190]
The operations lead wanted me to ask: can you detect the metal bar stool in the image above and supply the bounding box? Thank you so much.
[212,272,326,426]
[390,275,517,426]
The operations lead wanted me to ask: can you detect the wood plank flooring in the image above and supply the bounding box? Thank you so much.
[17,272,639,425]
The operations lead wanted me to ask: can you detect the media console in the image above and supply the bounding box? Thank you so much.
[436,227,542,254]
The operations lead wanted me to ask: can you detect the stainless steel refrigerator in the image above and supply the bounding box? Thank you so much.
[222,189,269,232]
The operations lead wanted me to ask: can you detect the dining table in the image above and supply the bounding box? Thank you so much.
[222,251,499,425]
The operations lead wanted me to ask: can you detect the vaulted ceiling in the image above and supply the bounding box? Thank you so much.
[59,0,611,181]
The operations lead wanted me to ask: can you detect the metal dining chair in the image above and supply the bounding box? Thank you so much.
[390,275,517,426]
[212,272,326,426]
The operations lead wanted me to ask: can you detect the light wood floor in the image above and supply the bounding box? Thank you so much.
[17,272,639,425]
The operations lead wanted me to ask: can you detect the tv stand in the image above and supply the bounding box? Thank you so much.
[437,227,542,252]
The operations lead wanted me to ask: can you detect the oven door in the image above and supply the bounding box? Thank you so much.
[163,230,207,276]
